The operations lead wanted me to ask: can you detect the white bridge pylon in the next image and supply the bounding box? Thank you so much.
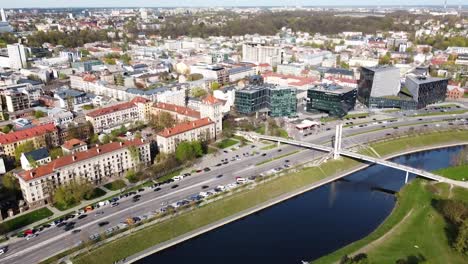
[333,123,343,159]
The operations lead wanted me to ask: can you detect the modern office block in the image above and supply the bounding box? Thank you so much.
[306,84,357,117]
[7,43,28,69]
[235,84,296,117]
[405,75,448,109]
[357,66,400,107]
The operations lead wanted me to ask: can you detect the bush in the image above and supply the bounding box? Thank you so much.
[126,169,139,183]
[83,188,106,200]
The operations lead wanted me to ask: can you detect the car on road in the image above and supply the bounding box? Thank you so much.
[77,214,87,220]
[171,184,179,189]
[111,202,119,207]
[173,175,184,181]
[201,185,209,189]
[72,229,81,234]
[236,177,247,184]
[64,225,74,231]
[98,221,109,227]
[26,234,38,240]
[277,149,282,152]
[0,246,7,255]
[216,174,223,178]
[89,234,100,241]
[138,188,145,192]
[95,211,104,216]
[261,153,267,156]
[196,169,203,173]
[203,167,211,172]
[154,187,161,192]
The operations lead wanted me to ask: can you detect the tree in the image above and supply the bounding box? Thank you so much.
[175,141,203,163]
[125,169,139,183]
[1,124,12,134]
[211,82,221,90]
[34,110,46,119]
[50,148,63,160]
[14,141,35,162]
[191,87,207,98]
[379,52,392,65]
[53,180,94,208]
[128,146,140,163]
[2,172,20,194]
[120,53,131,65]
[149,112,176,131]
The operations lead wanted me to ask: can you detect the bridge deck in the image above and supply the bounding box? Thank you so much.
[249,133,468,188]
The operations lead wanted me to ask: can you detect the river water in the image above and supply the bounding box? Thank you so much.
[137,146,464,264]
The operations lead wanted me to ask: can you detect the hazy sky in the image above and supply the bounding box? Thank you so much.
[1,0,455,8]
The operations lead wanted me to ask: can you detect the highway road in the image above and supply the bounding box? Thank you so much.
[1,112,467,264]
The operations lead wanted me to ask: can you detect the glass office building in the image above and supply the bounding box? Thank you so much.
[405,75,448,109]
[306,84,357,117]
[234,84,297,117]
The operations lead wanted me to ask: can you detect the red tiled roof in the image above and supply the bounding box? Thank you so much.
[0,123,57,145]
[131,96,150,104]
[18,139,148,181]
[202,95,222,105]
[157,118,213,138]
[153,102,201,119]
[62,138,86,150]
[87,102,137,118]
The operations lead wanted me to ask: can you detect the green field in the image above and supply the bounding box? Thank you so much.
[415,109,468,117]
[216,138,238,149]
[370,130,468,157]
[434,164,468,181]
[312,180,468,264]
[103,180,127,191]
[261,144,277,150]
[0,207,53,234]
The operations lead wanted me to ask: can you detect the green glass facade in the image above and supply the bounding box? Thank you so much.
[306,85,357,117]
[234,85,297,117]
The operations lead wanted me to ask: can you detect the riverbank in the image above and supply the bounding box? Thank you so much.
[312,179,468,264]
[65,130,468,264]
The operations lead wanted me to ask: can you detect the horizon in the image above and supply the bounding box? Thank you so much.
[1,0,466,9]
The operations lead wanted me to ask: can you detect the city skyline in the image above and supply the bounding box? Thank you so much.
[1,0,465,8]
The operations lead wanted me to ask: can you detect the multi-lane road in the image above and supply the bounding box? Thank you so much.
[1,113,467,264]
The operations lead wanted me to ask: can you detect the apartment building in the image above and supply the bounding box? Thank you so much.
[15,139,151,207]
[5,89,30,112]
[85,97,151,132]
[156,118,215,154]
[0,123,59,157]
[242,43,283,66]
[151,102,201,122]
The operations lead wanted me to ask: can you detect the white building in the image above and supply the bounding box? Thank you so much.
[7,44,28,69]
[242,43,283,66]
[156,118,215,154]
[85,97,151,132]
[15,139,151,207]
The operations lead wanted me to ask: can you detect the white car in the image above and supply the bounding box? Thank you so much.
[173,175,184,181]
[199,192,208,198]
[215,185,225,192]
[236,177,247,184]
[0,247,6,255]
[26,234,37,240]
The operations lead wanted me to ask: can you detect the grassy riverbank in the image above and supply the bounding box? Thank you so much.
[434,165,468,181]
[64,130,468,264]
[370,129,468,156]
[312,179,468,264]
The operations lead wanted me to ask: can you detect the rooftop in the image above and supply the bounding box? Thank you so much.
[309,84,356,94]
[62,138,87,150]
[157,117,213,138]
[86,102,136,118]
[18,139,148,182]
[23,147,50,161]
[0,123,57,145]
[153,102,201,119]
[406,75,448,84]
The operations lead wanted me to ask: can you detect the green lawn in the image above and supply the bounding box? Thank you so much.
[313,180,468,264]
[103,180,127,191]
[370,130,468,157]
[216,138,238,149]
[415,109,468,117]
[434,164,468,181]
[0,207,53,234]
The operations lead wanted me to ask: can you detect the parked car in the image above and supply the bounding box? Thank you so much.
[236,177,247,184]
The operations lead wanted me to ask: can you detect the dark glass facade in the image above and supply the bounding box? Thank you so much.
[405,76,448,109]
[235,85,297,117]
[306,85,357,117]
